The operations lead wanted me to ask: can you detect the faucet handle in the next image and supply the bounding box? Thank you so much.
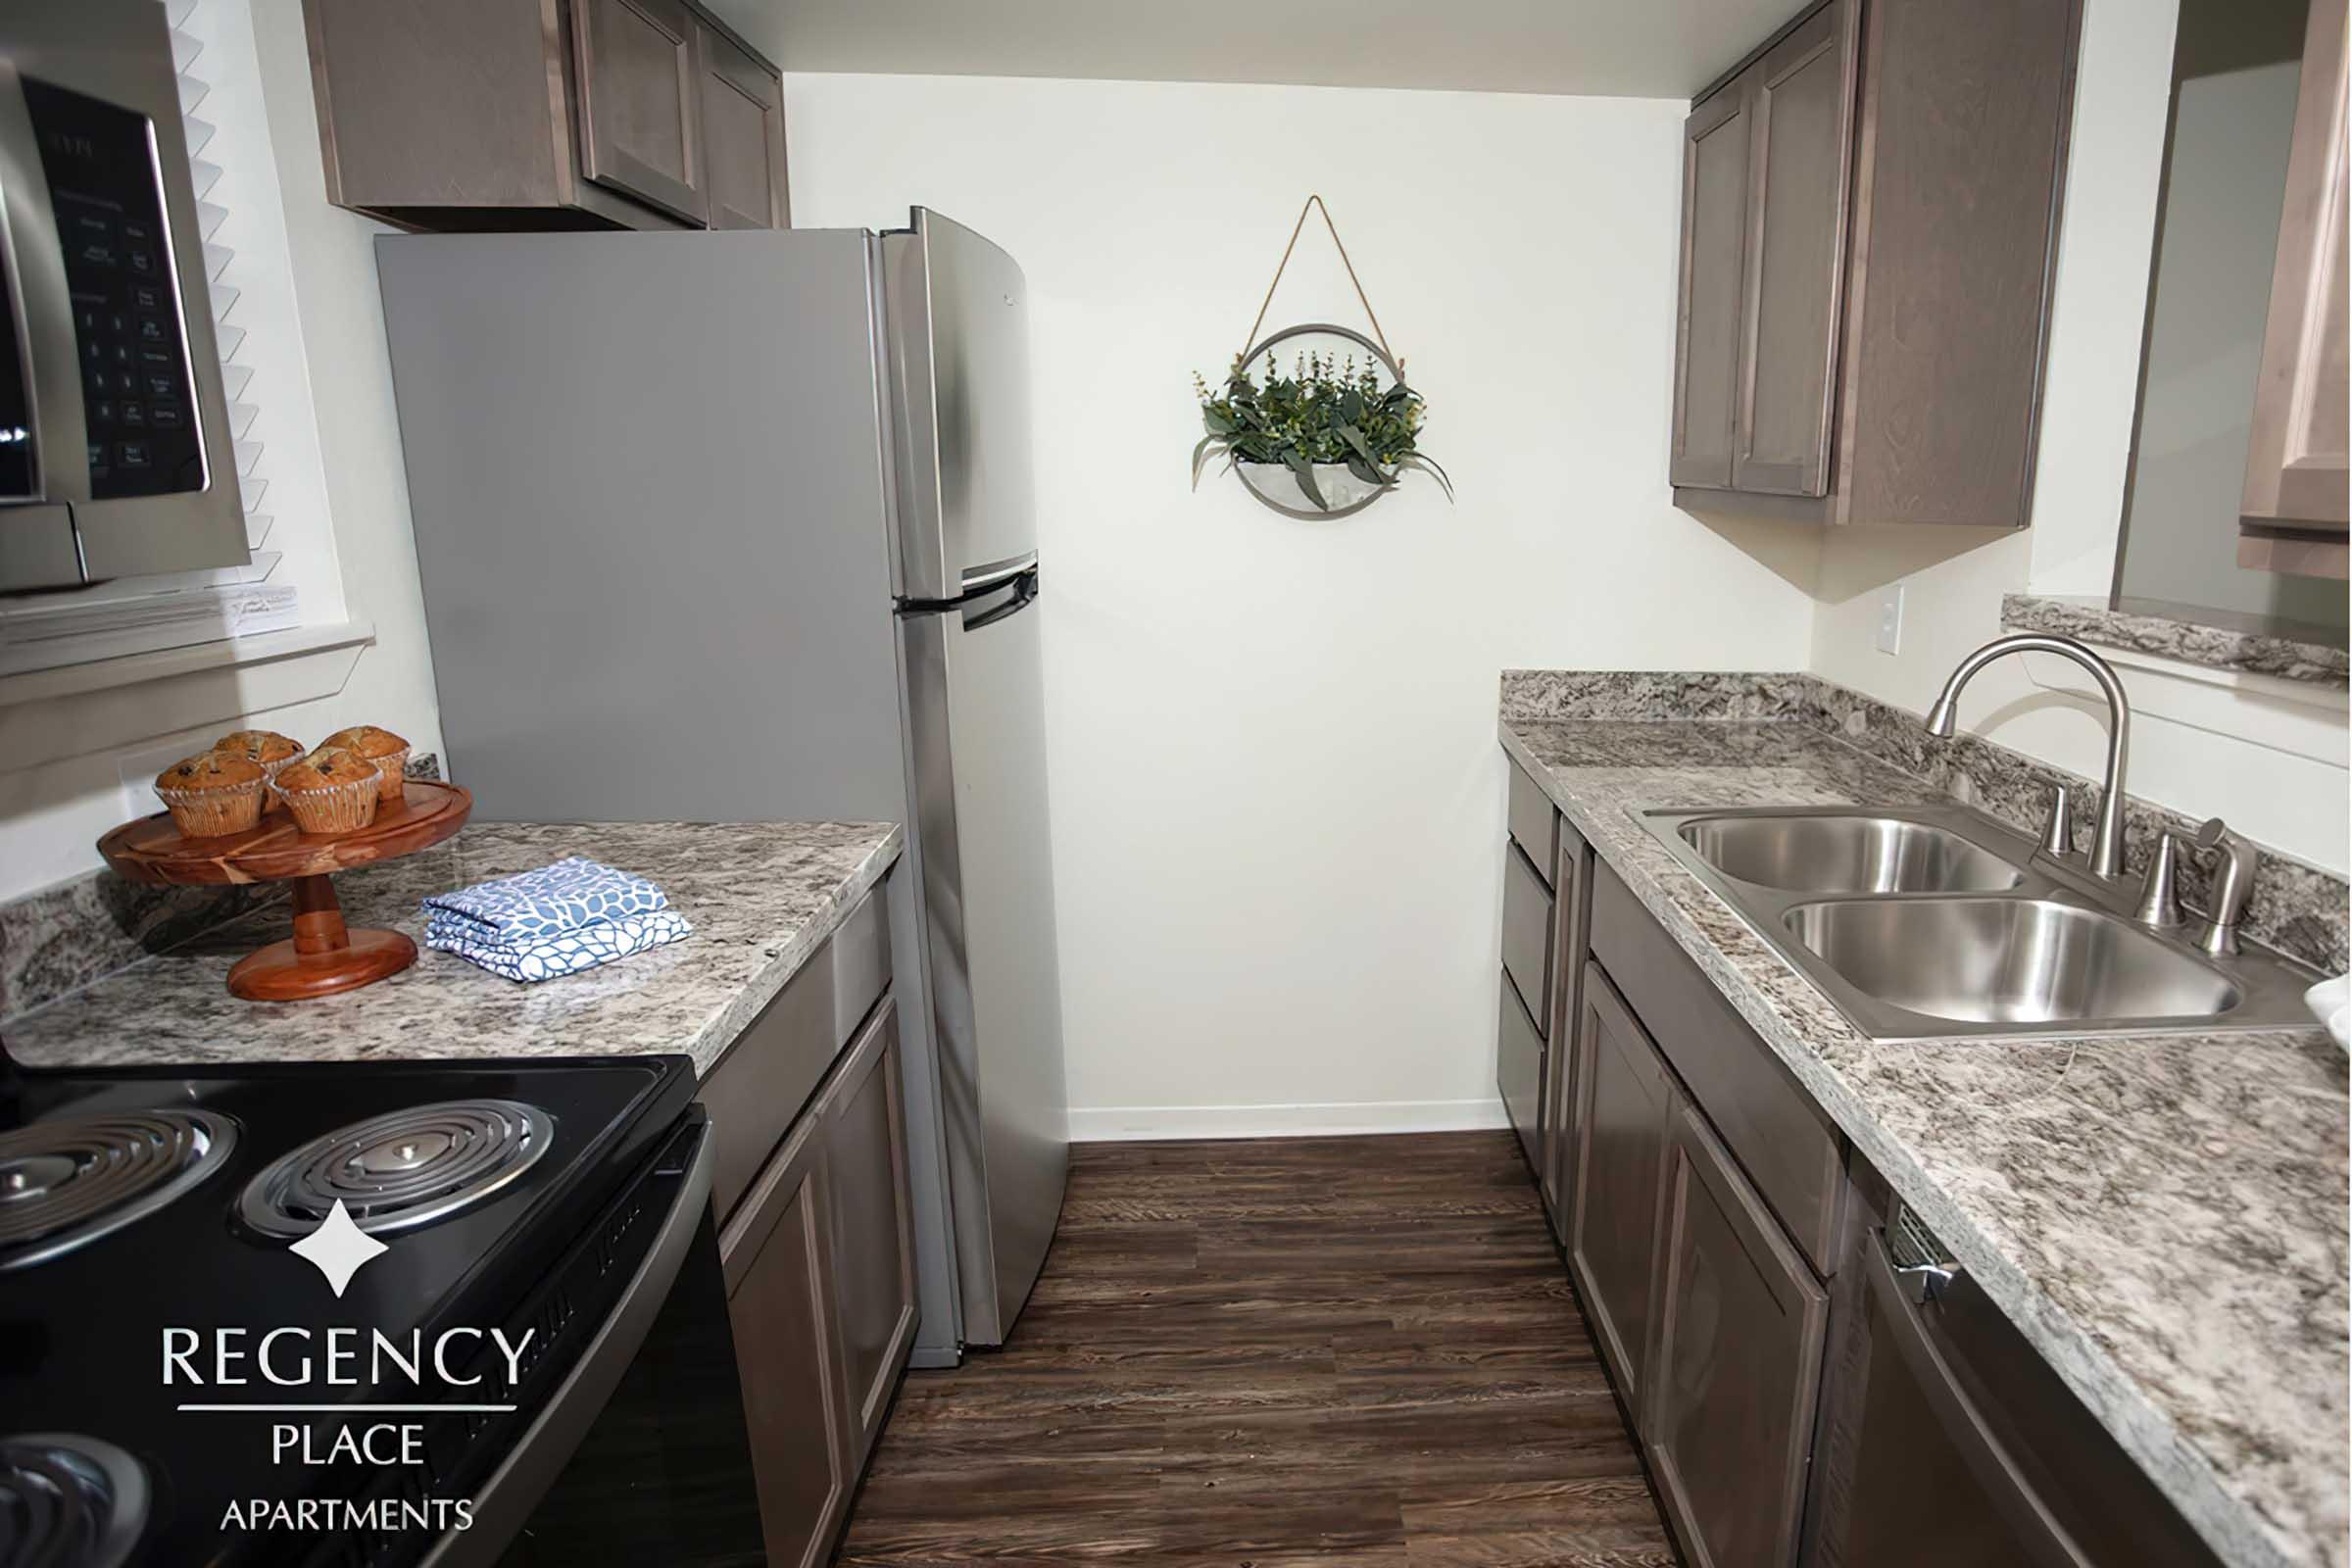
[2134,830,2186,928]
[2037,784,2076,858]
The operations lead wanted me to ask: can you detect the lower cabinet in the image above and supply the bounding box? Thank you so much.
[1553,865,1837,1568]
[819,1004,919,1466]
[1541,819,1593,1234]
[719,1112,850,1568]
[1566,960,1677,1407]
[716,996,915,1567]
[1643,1099,1829,1568]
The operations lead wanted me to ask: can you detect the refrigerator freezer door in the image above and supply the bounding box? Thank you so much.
[881,209,1039,603]
[900,573,1068,1345]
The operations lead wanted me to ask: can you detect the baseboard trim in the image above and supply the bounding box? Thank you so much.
[1068,1099,1511,1142]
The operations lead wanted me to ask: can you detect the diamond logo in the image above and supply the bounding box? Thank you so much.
[289,1200,388,1298]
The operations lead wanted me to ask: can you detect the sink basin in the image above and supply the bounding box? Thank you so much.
[1679,813,2025,895]
[1784,898,2242,1026]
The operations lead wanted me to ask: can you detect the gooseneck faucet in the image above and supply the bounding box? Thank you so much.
[1925,634,2132,879]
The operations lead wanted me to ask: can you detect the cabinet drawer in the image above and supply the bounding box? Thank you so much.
[1591,862,1841,1275]
[1506,757,1559,883]
[1501,844,1555,1033]
[1498,970,1545,1173]
[703,886,893,1224]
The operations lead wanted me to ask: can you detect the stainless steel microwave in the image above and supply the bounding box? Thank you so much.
[0,0,246,591]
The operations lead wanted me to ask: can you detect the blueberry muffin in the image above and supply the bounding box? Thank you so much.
[271,748,383,835]
[318,725,411,805]
[155,753,267,838]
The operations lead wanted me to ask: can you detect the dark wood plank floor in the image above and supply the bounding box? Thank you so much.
[836,1131,1677,1567]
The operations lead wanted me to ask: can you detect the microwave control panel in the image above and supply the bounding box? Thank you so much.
[24,76,206,503]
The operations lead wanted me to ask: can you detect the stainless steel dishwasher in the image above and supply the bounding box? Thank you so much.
[1802,1160,2227,1568]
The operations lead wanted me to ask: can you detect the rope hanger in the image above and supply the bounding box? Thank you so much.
[1238,194,1399,368]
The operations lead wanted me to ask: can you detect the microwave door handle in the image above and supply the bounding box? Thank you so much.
[1863,1229,2097,1568]
[0,59,91,507]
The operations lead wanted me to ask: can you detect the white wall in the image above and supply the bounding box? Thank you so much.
[0,0,442,903]
[787,74,1815,1134]
[1806,0,2351,876]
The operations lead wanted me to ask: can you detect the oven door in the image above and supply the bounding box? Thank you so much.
[420,1110,764,1568]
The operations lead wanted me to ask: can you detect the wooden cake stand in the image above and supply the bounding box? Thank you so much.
[97,781,472,1002]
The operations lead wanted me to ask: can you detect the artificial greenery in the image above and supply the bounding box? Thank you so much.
[1192,349,1452,513]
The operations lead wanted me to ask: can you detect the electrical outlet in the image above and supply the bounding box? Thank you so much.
[1875,584,1904,656]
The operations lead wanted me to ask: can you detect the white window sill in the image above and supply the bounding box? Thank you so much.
[0,620,375,771]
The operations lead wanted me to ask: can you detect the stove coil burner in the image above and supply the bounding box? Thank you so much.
[0,1434,148,1568]
[0,1111,237,1271]
[238,1100,554,1239]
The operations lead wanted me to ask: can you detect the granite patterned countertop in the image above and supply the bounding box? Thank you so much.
[1500,716,2348,1568]
[2,820,902,1080]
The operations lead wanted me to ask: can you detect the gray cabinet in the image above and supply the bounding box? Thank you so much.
[1732,1,1852,497]
[303,0,786,233]
[707,888,909,1568]
[1643,1100,1829,1568]
[818,1001,918,1465]
[1671,0,2080,527]
[572,0,707,223]
[1540,817,1592,1233]
[1671,87,1753,489]
[1566,960,1677,1406]
[719,1114,851,1568]
[2239,0,2350,576]
[1498,972,1546,1177]
[1499,757,1558,1176]
[698,19,792,230]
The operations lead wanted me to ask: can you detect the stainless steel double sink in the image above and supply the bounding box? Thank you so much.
[1641,806,2318,1042]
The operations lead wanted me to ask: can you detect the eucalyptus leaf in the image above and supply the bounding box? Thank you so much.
[1192,433,1230,489]
[1282,450,1329,512]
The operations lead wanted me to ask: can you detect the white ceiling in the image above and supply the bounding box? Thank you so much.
[705,0,1797,100]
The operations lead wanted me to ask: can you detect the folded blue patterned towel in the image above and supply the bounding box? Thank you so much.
[421,857,670,944]
[426,906,693,983]
[421,857,690,982]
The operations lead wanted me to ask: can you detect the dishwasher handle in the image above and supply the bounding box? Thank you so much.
[1864,1227,2098,1568]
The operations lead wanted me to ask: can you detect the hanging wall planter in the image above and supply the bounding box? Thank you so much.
[1192,197,1453,520]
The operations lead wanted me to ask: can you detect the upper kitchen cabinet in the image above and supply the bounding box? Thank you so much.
[699,17,794,230]
[1670,0,2081,526]
[302,0,788,233]
[2239,0,2349,576]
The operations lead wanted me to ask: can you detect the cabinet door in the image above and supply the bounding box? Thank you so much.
[1671,87,1754,488]
[719,1118,852,1568]
[1567,961,1677,1411]
[1733,0,1856,497]
[698,22,789,230]
[1645,1100,1829,1568]
[1541,829,1592,1234]
[2240,0,2350,569]
[570,0,709,224]
[819,1000,918,1465]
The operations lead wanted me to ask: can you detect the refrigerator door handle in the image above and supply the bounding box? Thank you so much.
[962,565,1039,632]
[958,552,1039,599]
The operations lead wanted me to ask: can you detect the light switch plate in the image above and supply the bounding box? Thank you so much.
[1875,584,1904,655]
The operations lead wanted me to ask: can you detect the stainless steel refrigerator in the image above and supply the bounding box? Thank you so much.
[375,210,1068,1353]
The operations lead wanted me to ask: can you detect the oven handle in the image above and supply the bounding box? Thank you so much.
[1863,1226,2096,1568]
[418,1116,716,1568]
[0,60,92,507]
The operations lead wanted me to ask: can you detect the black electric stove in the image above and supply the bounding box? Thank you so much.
[0,1051,760,1568]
